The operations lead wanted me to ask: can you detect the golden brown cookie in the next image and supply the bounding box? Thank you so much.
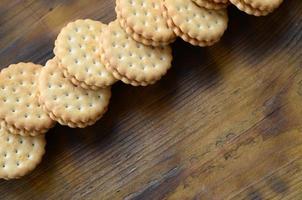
[54,19,116,90]
[104,59,157,86]
[38,59,111,128]
[242,0,283,11]
[0,63,55,136]
[116,0,176,46]
[230,0,282,16]
[100,20,173,86]
[162,0,228,47]
[192,0,229,10]
[0,121,46,180]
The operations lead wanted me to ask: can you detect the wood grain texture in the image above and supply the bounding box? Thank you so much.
[0,0,302,199]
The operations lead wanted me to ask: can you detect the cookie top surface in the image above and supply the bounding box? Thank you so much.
[116,0,175,42]
[101,21,172,82]
[55,19,116,88]
[163,0,228,42]
[0,63,54,133]
[38,59,111,124]
[118,14,174,46]
[0,121,45,179]
[243,0,283,11]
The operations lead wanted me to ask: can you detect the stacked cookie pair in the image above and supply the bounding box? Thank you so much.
[49,19,112,128]
[116,0,229,48]
[161,0,228,46]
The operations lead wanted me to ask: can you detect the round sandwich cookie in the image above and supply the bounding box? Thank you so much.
[0,63,55,136]
[230,0,282,16]
[100,20,173,86]
[103,60,156,86]
[162,0,228,46]
[38,59,111,128]
[116,0,176,46]
[0,121,46,180]
[54,19,116,90]
[192,0,229,10]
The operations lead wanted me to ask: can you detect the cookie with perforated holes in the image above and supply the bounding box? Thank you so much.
[0,63,55,136]
[230,0,283,16]
[54,19,116,90]
[162,0,228,47]
[116,0,176,46]
[38,59,111,128]
[192,0,229,10]
[100,20,172,86]
[0,121,46,180]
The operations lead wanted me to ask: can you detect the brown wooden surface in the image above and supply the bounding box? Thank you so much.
[0,0,302,199]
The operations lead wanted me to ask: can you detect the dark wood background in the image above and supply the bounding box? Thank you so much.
[0,0,302,199]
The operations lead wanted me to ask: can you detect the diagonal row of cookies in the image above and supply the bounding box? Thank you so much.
[0,60,111,179]
[0,0,283,180]
[0,0,227,180]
